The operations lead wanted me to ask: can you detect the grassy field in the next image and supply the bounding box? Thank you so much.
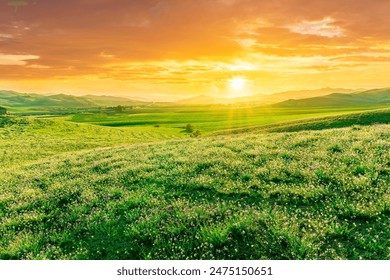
[1,106,388,170]
[0,106,389,260]
[69,105,385,133]
[0,116,182,170]
[214,108,390,134]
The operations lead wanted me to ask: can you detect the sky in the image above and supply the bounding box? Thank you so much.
[1,0,390,100]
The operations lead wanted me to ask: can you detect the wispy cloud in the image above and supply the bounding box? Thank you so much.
[0,53,39,65]
[1,0,390,95]
[0,33,14,39]
[286,18,344,38]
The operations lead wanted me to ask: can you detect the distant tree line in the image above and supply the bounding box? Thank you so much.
[110,105,134,113]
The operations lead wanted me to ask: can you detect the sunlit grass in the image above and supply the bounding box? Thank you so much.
[69,105,382,133]
[0,119,388,259]
[0,116,183,169]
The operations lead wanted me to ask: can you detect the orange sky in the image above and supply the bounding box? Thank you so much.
[1,0,390,100]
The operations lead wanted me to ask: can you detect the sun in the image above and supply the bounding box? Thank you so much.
[229,77,246,90]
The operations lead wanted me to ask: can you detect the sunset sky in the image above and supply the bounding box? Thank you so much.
[1,0,390,100]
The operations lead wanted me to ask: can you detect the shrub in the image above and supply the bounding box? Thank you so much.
[185,124,194,133]
[191,130,202,138]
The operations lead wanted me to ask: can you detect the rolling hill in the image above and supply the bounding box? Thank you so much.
[176,95,233,105]
[214,108,390,135]
[237,88,360,104]
[0,109,389,259]
[0,90,146,108]
[274,88,390,107]
[176,88,361,105]
[2,87,384,108]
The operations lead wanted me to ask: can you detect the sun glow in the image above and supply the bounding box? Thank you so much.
[2,1,390,98]
[229,77,246,90]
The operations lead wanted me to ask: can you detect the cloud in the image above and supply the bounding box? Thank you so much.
[1,0,390,95]
[0,33,14,39]
[286,18,344,37]
[0,53,39,65]
[26,64,51,69]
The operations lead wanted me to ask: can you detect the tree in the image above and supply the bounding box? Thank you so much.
[113,105,125,113]
[185,124,194,132]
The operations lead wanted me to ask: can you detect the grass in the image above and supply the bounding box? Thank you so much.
[0,116,182,169]
[2,107,388,170]
[69,105,384,134]
[214,107,390,135]
[0,110,389,259]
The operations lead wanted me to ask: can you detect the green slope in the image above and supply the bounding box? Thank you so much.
[0,116,183,169]
[0,90,145,108]
[1,108,389,170]
[235,87,360,104]
[274,88,390,107]
[175,88,359,105]
[0,116,389,260]
[214,108,390,135]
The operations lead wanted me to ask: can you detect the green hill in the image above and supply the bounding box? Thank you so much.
[2,87,389,109]
[214,108,390,135]
[175,88,359,105]
[235,88,360,104]
[0,115,182,169]
[0,90,145,108]
[274,88,390,108]
[0,110,389,260]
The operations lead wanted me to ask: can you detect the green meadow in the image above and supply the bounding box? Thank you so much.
[70,105,383,133]
[0,104,389,259]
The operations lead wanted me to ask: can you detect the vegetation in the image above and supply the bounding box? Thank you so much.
[0,90,145,108]
[191,130,202,138]
[1,90,389,260]
[0,107,389,260]
[0,107,6,115]
[275,87,390,108]
[68,105,386,134]
[0,116,182,170]
[214,108,390,135]
[185,124,195,133]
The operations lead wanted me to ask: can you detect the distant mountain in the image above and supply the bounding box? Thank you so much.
[176,95,213,104]
[236,88,360,104]
[81,95,146,106]
[273,88,390,107]
[176,95,232,104]
[2,87,388,108]
[176,88,360,105]
[0,90,146,108]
